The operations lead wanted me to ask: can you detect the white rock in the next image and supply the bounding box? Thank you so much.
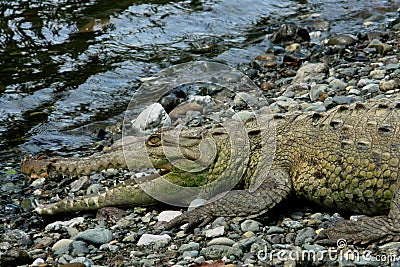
[205,226,225,238]
[132,103,171,132]
[45,217,85,231]
[52,239,73,251]
[157,211,182,222]
[137,234,171,246]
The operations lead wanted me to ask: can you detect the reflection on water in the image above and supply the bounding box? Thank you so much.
[0,0,399,160]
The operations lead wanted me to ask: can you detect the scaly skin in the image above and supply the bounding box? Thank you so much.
[21,97,400,243]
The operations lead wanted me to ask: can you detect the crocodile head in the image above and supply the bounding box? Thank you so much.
[20,125,218,177]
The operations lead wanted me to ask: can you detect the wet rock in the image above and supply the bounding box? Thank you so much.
[270,23,310,44]
[74,228,113,246]
[327,34,358,46]
[137,233,171,246]
[292,63,328,84]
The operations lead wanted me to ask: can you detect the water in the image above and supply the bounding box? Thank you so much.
[0,0,399,163]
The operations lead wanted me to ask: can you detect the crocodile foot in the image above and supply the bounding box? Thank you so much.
[317,216,400,244]
[163,207,214,232]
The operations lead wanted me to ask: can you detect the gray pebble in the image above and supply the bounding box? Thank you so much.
[240,219,262,232]
[179,242,200,252]
[294,227,316,246]
[70,240,89,256]
[74,228,113,246]
[200,245,243,260]
[282,220,304,229]
[266,226,285,234]
[205,226,225,238]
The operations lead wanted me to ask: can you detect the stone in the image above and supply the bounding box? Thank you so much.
[240,219,262,232]
[52,239,73,251]
[74,228,113,246]
[158,210,182,222]
[292,63,328,84]
[137,234,171,246]
[70,240,90,256]
[267,226,285,234]
[200,245,243,260]
[294,227,316,246]
[327,34,358,46]
[329,78,347,90]
[70,176,89,192]
[205,226,225,238]
[379,79,399,92]
[179,242,200,252]
[368,39,393,54]
[132,103,171,132]
[207,237,235,247]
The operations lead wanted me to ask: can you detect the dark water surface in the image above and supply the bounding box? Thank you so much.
[0,0,399,163]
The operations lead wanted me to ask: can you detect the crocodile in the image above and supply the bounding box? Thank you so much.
[21,97,400,243]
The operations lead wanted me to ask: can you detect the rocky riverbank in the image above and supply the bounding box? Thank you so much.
[2,14,400,267]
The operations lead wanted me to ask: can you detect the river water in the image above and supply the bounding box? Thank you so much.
[0,0,399,163]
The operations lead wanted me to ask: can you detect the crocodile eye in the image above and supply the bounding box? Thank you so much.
[147,135,161,146]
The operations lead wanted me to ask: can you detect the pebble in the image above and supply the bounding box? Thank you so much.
[179,242,200,252]
[70,176,89,192]
[380,79,398,92]
[292,63,328,84]
[132,103,171,132]
[362,83,379,94]
[294,227,316,246]
[240,219,262,232]
[157,210,182,222]
[327,34,358,46]
[70,240,90,256]
[282,220,304,229]
[74,228,113,246]
[137,234,171,246]
[52,239,73,251]
[205,226,225,238]
[329,78,347,90]
[207,237,235,246]
[200,245,243,260]
[45,217,85,231]
[266,226,285,234]
[368,39,393,54]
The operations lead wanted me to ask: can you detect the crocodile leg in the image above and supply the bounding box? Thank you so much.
[320,179,400,243]
[164,169,292,231]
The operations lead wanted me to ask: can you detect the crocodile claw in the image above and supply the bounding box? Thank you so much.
[163,209,214,233]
